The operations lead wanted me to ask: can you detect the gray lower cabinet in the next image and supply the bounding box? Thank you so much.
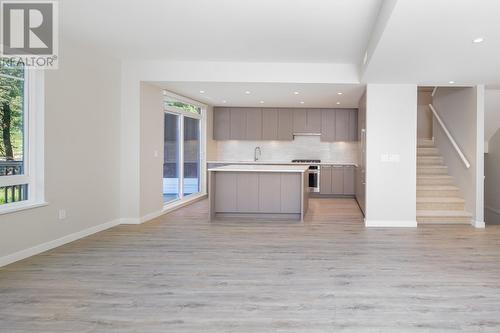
[319,165,355,196]
[320,165,332,195]
[343,166,355,195]
[332,166,344,195]
[236,173,259,212]
[213,172,302,214]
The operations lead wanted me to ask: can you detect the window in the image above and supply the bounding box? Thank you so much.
[0,63,44,213]
[163,91,205,206]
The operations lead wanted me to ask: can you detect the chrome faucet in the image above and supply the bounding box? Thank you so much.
[254,146,262,161]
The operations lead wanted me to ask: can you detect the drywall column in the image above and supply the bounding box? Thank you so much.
[365,84,417,227]
[432,86,485,228]
[139,83,164,220]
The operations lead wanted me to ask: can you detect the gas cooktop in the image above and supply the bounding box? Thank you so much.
[291,159,321,163]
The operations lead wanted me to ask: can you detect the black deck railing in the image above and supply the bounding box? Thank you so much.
[0,161,27,204]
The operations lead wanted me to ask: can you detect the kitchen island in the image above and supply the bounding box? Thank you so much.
[208,164,309,221]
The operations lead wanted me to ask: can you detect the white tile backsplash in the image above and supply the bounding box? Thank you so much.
[215,136,359,163]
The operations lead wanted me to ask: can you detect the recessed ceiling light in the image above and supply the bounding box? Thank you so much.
[300,101,305,104]
[337,92,343,95]
[245,91,251,94]
[222,100,227,104]
[259,100,264,104]
[294,91,300,95]
[199,90,205,94]
[336,102,341,105]
[449,80,455,84]
[472,37,484,44]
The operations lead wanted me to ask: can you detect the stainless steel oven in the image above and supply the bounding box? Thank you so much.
[291,160,321,192]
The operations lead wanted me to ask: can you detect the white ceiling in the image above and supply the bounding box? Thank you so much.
[61,0,382,63]
[363,0,500,85]
[156,82,365,108]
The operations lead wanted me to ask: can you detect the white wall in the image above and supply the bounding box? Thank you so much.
[433,86,484,227]
[485,89,500,149]
[213,137,358,163]
[365,84,417,227]
[485,130,500,224]
[0,40,122,261]
[140,83,164,218]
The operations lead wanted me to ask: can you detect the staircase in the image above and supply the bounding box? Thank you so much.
[417,139,472,225]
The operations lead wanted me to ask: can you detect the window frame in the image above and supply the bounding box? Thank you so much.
[0,68,45,214]
[162,91,206,208]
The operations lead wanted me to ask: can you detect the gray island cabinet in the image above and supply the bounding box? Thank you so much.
[208,165,309,221]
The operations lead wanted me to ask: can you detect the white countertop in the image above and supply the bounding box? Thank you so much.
[208,164,309,173]
[207,160,358,167]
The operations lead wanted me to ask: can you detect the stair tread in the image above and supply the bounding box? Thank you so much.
[417,197,465,203]
[417,210,472,217]
[417,185,459,190]
[417,175,453,179]
[418,165,447,168]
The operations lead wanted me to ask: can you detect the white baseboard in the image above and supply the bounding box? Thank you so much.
[473,220,486,228]
[365,219,418,228]
[119,217,141,225]
[0,219,121,268]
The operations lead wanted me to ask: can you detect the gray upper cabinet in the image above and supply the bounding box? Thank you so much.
[246,109,262,140]
[293,109,307,133]
[335,109,349,141]
[230,108,247,140]
[306,109,322,133]
[320,109,336,142]
[293,109,321,133]
[213,107,357,141]
[348,109,358,142]
[278,109,293,140]
[213,107,231,140]
[262,108,278,140]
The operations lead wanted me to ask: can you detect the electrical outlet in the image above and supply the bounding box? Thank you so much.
[58,209,67,220]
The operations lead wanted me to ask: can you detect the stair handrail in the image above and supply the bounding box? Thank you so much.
[428,103,471,169]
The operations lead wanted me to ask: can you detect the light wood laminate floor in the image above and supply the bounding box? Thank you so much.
[1,198,500,332]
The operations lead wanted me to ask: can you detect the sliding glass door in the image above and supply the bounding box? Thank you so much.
[163,113,180,203]
[183,117,200,196]
[163,93,205,206]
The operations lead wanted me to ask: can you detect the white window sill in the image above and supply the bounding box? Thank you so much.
[0,201,48,216]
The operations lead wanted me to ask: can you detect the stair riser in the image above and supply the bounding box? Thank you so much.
[417,179,454,186]
[417,190,460,197]
[418,148,440,156]
[417,158,444,165]
[417,202,465,210]
[418,168,448,175]
[417,217,471,225]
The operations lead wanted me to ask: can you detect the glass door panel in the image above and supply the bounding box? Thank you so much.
[163,113,180,203]
[183,117,200,196]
